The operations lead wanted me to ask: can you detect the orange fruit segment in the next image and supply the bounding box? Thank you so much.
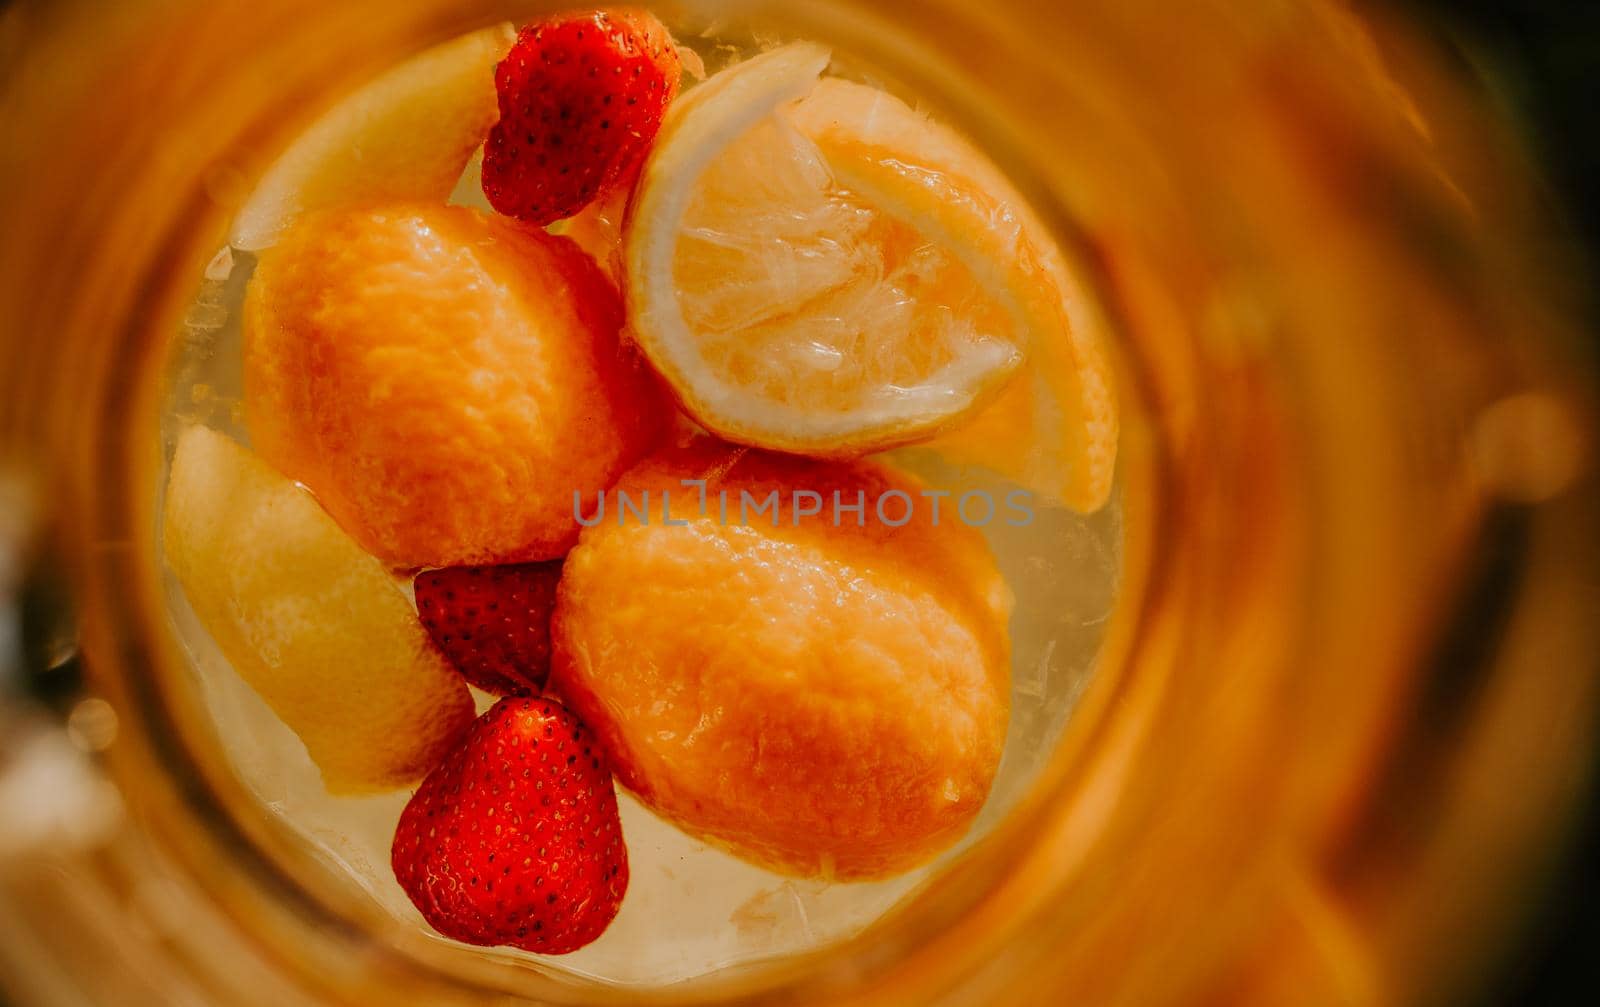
[230,23,516,251]
[163,426,474,793]
[625,44,1118,508]
[918,311,1119,512]
[792,80,1120,512]
[243,203,666,569]
[626,44,1025,456]
[550,441,1012,880]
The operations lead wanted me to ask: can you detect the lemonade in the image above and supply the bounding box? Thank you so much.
[159,10,1121,984]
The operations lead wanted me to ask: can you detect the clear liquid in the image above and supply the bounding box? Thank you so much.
[157,51,1122,985]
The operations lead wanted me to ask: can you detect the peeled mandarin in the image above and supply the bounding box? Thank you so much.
[244,203,665,568]
[163,426,474,793]
[550,442,1012,879]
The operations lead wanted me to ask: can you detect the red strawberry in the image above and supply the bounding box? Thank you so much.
[391,697,629,954]
[482,10,681,225]
[414,562,562,696]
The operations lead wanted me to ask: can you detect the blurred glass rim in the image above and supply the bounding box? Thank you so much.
[0,1,1595,1005]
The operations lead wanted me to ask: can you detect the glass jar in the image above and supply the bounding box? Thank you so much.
[1,0,1595,1004]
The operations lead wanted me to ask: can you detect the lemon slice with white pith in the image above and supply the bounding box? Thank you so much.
[625,43,1117,510]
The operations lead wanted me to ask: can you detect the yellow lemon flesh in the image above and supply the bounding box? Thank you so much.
[626,44,1117,511]
[163,426,474,793]
[229,23,515,251]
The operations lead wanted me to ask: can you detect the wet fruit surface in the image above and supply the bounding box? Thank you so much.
[392,697,629,954]
[550,441,1012,879]
[415,562,564,696]
[483,11,680,225]
[243,203,665,568]
[231,23,516,250]
[163,426,475,792]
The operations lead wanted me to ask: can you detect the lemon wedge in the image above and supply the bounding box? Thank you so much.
[625,43,1114,503]
[230,23,515,250]
[163,426,474,792]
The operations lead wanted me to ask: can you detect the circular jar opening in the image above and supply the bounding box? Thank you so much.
[153,3,1132,989]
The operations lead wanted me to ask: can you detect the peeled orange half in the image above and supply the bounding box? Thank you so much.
[626,43,1117,510]
[244,203,664,569]
[551,441,1012,879]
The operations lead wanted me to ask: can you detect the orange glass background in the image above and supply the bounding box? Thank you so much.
[1,1,1597,1004]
